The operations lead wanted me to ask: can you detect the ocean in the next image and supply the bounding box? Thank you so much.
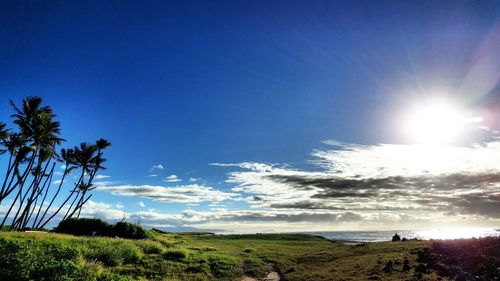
[307,228,500,243]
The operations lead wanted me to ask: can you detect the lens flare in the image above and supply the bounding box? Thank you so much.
[405,101,466,144]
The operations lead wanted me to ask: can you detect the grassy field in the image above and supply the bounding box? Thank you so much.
[0,231,451,281]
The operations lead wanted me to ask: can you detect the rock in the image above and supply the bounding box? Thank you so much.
[402,237,408,241]
[384,261,394,273]
[415,263,427,274]
[430,263,449,276]
[392,233,401,242]
[403,257,411,272]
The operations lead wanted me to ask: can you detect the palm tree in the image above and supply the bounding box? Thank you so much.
[0,97,110,230]
[5,97,64,230]
[65,140,110,219]
[0,122,8,154]
[33,148,76,228]
[11,116,63,230]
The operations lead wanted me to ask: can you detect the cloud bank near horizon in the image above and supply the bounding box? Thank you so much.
[95,140,500,231]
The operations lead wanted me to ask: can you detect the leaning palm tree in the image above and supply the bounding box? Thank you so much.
[10,113,63,230]
[64,139,110,220]
[0,122,8,154]
[0,97,110,230]
[33,148,76,228]
[7,98,62,229]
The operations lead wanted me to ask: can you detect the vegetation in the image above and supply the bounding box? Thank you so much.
[54,218,148,239]
[0,97,111,230]
[0,230,458,281]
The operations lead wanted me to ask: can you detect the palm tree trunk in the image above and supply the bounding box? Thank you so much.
[35,166,68,229]
[38,170,84,229]
[0,151,37,204]
[32,163,55,228]
[16,157,53,229]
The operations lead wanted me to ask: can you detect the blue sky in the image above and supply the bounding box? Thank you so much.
[1,1,500,232]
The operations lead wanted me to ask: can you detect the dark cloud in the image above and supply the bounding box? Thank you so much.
[262,172,500,218]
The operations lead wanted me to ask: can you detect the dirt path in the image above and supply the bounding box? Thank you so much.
[241,270,280,281]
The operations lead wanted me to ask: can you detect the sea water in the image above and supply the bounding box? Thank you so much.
[307,228,500,242]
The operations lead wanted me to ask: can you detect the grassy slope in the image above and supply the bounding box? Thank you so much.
[0,231,446,281]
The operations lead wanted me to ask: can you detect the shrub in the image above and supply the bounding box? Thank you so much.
[83,241,142,266]
[0,237,82,280]
[76,260,135,281]
[206,254,241,279]
[163,249,188,261]
[55,218,148,240]
[55,218,110,237]
[243,257,267,278]
[109,222,147,239]
[185,263,210,274]
[136,240,164,254]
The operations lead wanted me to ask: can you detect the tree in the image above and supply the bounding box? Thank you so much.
[0,97,110,230]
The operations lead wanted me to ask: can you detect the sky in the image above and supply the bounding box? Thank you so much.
[1,0,500,232]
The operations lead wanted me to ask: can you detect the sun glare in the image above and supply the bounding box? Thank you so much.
[405,101,466,144]
[416,228,495,240]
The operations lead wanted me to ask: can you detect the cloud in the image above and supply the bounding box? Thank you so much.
[95,174,110,180]
[99,184,238,203]
[149,164,164,173]
[215,141,500,221]
[138,201,145,207]
[163,174,181,183]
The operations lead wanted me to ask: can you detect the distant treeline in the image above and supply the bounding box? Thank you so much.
[0,97,110,230]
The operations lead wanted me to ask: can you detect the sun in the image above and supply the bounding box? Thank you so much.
[405,100,466,144]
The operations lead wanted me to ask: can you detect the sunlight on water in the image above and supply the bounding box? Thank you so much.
[310,228,500,243]
[415,228,498,240]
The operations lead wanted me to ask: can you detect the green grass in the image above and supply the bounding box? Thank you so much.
[0,231,444,281]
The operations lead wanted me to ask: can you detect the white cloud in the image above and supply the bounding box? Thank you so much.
[95,174,110,180]
[115,202,124,209]
[138,201,145,207]
[311,141,500,178]
[213,140,500,222]
[149,164,164,173]
[163,174,181,183]
[99,184,238,203]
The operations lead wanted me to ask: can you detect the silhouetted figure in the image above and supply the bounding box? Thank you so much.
[392,233,401,241]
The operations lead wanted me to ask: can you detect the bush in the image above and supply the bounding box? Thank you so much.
[76,261,135,281]
[136,240,164,254]
[0,237,81,280]
[163,249,188,261]
[83,241,142,266]
[109,222,147,239]
[55,218,110,237]
[55,218,148,240]
[243,257,267,278]
[206,254,241,279]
